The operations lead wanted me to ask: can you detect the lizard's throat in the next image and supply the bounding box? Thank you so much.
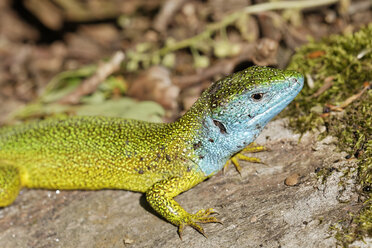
[191,95,295,177]
[190,116,261,176]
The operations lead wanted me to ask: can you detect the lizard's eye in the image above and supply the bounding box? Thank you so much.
[251,93,264,101]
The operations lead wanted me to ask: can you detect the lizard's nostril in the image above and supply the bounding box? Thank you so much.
[288,77,299,87]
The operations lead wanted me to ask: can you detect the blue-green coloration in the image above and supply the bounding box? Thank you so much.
[0,66,303,237]
[187,66,304,176]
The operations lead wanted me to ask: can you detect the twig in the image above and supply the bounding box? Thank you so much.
[338,82,370,109]
[153,0,188,32]
[59,51,125,104]
[328,82,371,111]
[152,0,340,57]
[173,44,256,88]
[311,76,334,98]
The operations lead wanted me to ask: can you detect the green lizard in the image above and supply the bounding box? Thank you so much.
[0,66,303,237]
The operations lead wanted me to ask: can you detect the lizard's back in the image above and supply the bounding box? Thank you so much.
[0,116,190,192]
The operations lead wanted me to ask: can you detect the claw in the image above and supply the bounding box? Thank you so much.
[195,208,217,217]
[231,157,242,174]
[177,208,221,238]
[224,143,268,174]
[223,160,231,174]
[241,142,269,153]
[178,223,185,240]
[189,222,206,237]
[236,153,265,164]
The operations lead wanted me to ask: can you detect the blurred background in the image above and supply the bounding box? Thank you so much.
[0,0,370,124]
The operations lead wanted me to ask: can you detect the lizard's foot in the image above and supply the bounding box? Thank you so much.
[178,208,221,239]
[223,143,268,174]
[146,177,222,239]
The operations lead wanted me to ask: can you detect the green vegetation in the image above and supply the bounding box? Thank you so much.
[121,0,340,70]
[9,66,165,124]
[284,24,372,246]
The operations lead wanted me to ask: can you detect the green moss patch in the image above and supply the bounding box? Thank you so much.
[284,24,372,245]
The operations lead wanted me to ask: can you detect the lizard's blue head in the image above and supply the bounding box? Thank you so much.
[206,66,304,136]
[188,66,303,176]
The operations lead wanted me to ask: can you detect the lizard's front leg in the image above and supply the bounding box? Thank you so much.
[224,142,268,174]
[146,176,220,238]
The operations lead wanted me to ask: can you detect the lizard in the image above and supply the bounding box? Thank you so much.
[0,66,304,237]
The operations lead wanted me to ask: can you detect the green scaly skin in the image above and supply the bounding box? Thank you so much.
[0,66,304,237]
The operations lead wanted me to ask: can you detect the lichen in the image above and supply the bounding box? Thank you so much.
[283,24,372,246]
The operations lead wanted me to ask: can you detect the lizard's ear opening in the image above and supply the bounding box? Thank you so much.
[212,120,227,134]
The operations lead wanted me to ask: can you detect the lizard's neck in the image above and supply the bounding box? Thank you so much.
[171,99,264,177]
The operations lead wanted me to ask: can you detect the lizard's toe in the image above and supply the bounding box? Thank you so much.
[177,208,221,238]
[224,143,268,174]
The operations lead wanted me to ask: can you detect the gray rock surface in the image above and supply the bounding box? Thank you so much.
[0,119,367,247]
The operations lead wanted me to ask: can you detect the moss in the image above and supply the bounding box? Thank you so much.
[330,92,372,246]
[331,201,371,247]
[285,24,372,133]
[283,24,372,245]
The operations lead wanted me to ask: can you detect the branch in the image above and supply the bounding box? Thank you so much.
[153,0,340,56]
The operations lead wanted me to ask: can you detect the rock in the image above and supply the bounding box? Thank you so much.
[284,173,301,186]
